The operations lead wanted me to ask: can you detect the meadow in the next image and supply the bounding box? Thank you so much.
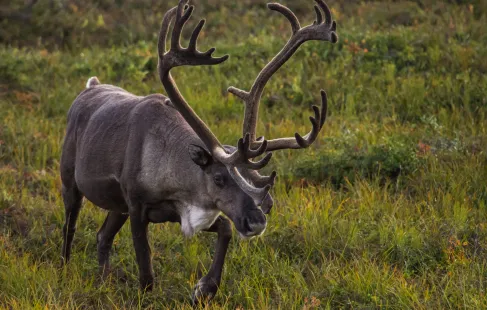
[1,0,486,308]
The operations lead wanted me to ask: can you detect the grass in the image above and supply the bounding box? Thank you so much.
[1,0,487,308]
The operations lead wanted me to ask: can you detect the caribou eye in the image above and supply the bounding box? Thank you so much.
[213,174,225,187]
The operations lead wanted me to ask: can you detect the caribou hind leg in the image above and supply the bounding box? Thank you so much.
[97,211,129,277]
[192,216,232,305]
[61,183,83,264]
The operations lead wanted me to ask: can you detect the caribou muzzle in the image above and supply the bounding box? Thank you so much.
[237,208,267,238]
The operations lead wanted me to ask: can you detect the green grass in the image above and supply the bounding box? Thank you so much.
[1,0,487,308]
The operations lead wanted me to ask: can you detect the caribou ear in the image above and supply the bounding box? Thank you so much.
[188,144,213,167]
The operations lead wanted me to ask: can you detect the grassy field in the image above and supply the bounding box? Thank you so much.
[1,0,486,308]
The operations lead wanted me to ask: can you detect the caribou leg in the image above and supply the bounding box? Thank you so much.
[61,184,83,264]
[128,206,154,291]
[97,211,129,277]
[192,216,232,304]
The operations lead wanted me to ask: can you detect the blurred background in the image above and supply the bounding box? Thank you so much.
[2,0,487,48]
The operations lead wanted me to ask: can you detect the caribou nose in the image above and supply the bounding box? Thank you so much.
[242,211,267,237]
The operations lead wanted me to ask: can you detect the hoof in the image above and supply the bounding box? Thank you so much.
[98,265,111,279]
[191,277,218,305]
[139,275,154,292]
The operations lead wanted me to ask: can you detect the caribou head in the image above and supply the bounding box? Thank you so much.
[157,0,335,233]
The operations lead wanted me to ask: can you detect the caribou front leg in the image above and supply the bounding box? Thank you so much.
[192,216,232,304]
[97,211,129,277]
[128,205,154,291]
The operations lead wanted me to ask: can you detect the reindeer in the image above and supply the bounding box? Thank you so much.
[60,0,337,303]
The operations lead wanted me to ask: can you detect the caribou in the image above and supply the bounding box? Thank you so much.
[60,0,338,303]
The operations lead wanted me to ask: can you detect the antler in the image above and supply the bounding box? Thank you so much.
[266,90,327,150]
[158,0,275,203]
[228,0,337,151]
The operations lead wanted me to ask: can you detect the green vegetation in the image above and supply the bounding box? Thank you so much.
[1,0,486,308]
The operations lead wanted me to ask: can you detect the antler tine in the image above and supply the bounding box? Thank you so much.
[313,5,322,25]
[241,133,269,159]
[267,3,300,35]
[188,19,205,51]
[228,86,249,102]
[229,167,276,211]
[171,2,193,50]
[315,0,332,27]
[319,90,327,127]
[216,134,272,170]
[158,6,178,57]
[295,101,321,148]
[159,1,228,77]
[237,168,276,210]
[246,137,268,158]
[266,90,328,151]
[248,170,277,188]
[229,167,272,203]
